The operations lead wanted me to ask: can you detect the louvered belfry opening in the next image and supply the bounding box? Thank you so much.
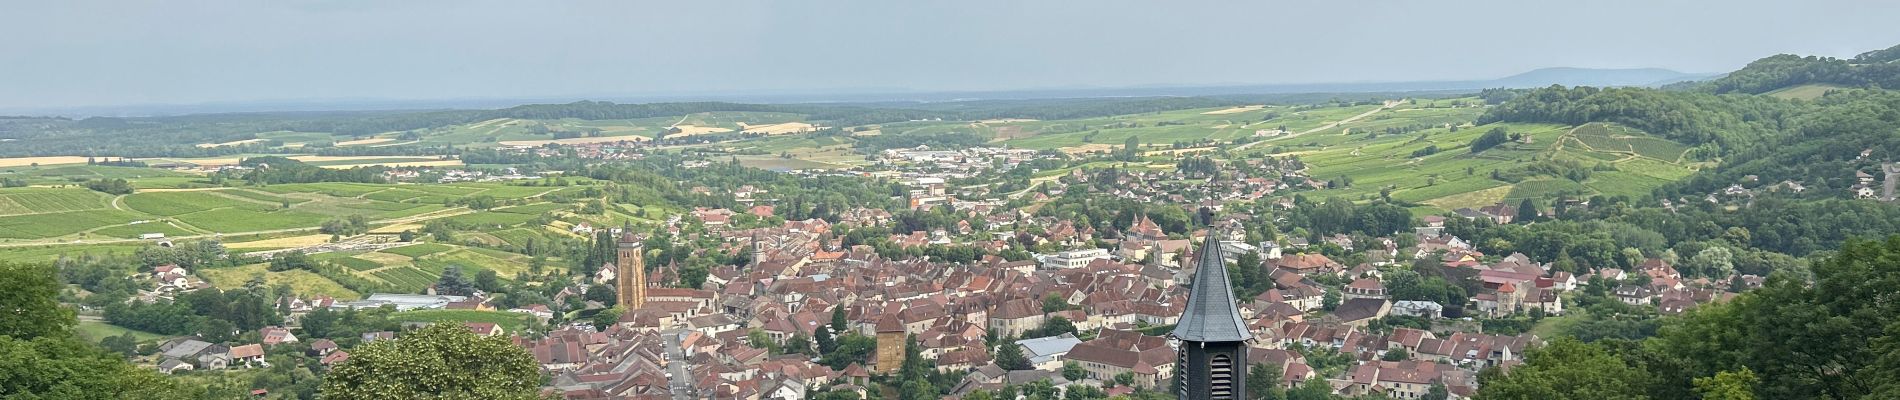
[1210,354,1235,399]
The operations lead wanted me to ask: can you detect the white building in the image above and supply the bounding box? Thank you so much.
[1041,248,1111,270]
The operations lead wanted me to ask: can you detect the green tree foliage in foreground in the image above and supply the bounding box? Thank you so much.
[0,263,74,339]
[0,262,194,399]
[1476,236,1900,400]
[320,323,544,400]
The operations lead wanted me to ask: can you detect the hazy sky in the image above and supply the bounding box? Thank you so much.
[4,0,1899,110]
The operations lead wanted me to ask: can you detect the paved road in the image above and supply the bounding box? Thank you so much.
[664,329,695,400]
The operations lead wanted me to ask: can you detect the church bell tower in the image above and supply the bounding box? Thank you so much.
[615,229,646,311]
[1173,209,1251,399]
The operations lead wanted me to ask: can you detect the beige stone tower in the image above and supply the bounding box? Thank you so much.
[873,315,905,373]
[616,231,646,311]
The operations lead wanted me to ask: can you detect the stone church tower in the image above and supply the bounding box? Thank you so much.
[1173,211,1251,399]
[615,231,646,311]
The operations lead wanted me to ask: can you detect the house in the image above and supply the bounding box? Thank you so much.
[1062,330,1174,389]
[229,344,266,367]
[260,326,298,346]
[1390,301,1443,319]
[466,322,504,337]
[307,339,338,356]
[157,359,194,374]
[1344,278,1386,300]
[1333,298,1390,327]
[320,351,351,367]
[1614,285,1655,306]
[1341,360,1453,399]
[159,339,229,370]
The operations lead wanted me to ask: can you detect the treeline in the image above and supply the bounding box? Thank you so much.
[236,156,388,185]
[1690,43,1900,95]
[853,131,988,151]
[1477,85,1794,153]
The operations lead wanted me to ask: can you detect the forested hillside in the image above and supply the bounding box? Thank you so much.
[1476,44,1900,201]
[1690,43,1900,95]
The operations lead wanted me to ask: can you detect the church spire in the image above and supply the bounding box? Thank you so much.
[1173,207,1250,400]
[1172,210,1252,342]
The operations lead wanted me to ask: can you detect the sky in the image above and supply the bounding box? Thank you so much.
[3,0,1899,112]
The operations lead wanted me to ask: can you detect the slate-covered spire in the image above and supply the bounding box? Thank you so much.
[1171,209,1253,343]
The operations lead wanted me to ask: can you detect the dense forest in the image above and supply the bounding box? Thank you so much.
[1687,43,1900,95]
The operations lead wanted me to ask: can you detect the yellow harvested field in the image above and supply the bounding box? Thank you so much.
[336,138,395,146]
[195,138,267,148]
[497,135,652,147]
[226,234,334,249]
[317,160,463,169]
[370,223,421,234]
[1143,147,1218,156]
[661,125,735,139]
[0,156,93,167]
[738,122,817,135]
[1201,105,1266,115]
[1422,185,1513,210]
[1058,143,1117,155]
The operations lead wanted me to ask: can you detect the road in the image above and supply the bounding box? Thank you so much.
[1232,100,1401,151]
[664,329,695,400]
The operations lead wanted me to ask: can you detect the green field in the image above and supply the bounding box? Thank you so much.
[75,320,171,344]
[382,243,453,258]
[1764,83,1852,100]
[197,263,362,299]
[0,188,110,215]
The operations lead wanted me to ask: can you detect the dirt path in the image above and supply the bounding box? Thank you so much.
[1234,100,1401,151]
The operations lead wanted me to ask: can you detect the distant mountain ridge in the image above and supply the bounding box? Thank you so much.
[4,67,1718,117]
[1489,67,1717,88]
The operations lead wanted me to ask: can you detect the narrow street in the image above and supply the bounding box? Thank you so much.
[663,329,694,400]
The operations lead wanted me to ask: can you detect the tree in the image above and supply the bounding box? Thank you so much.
[1381,348,1410,361]
[1693,369,1758,400]
[0,262,74,340]
[320,323,542,400]
[815,325,837,355]
[474,270,501,293]
[1248,363,1286,400]
[1470,127,1509,153]
[995,342,1031,370]
[434,266,474,296]
[1516,199,1538,224]
[0,335,195,399]
[0,262,192,399]
[1062,361,1087,381]
[831,305,849,334]
[1474,338,1649,400]
[1423,383,1449,400]
[1043,293,1068,313]
[1321,290,1341,311]
[1037,316,1079,338]
[1687,246,1735,278]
